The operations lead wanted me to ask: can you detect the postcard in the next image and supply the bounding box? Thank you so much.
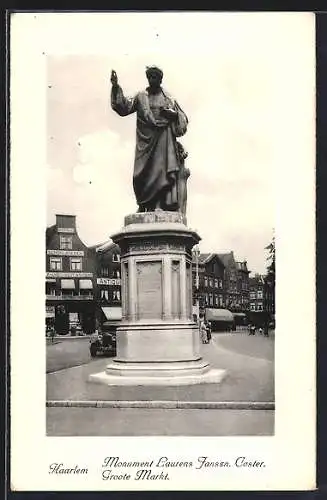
[10,11,316,491]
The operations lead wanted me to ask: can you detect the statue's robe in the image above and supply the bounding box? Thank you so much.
[111,85,188,211]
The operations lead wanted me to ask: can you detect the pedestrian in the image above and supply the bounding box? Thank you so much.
[199,318,208,344]
[248,324,256,335]
[50,325,55,344]
[258,327,263,335]
[205,320,212,343]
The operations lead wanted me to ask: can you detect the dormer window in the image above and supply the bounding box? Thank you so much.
[112,253,120,262]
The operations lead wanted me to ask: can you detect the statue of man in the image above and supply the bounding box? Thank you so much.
[110,66,188,213]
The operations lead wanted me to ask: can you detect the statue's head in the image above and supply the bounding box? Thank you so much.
[146,66,163,89]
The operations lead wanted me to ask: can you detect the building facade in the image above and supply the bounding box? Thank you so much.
[217,252,250,314]
[45,215,254,333]
[94,241,122,327]
[192,253,225,316]
[46,214,96,334]
[248,273,275,326]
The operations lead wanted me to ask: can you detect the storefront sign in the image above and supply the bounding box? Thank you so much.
[47,250,84,256]
[57,227,75,233]
[97,278,121,286]
[46,272,93,278]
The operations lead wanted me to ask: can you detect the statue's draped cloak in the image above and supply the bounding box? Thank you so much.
[111,85,188,210]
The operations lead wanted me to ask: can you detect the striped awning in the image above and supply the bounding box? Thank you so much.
[60,279,75,289]
[79,279,93,289]
[205,308,234,322]
[102,306,122,321]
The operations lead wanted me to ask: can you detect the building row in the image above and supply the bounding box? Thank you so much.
[46,214,275,334]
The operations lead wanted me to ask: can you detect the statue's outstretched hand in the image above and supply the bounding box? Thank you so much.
[111,70,118,87]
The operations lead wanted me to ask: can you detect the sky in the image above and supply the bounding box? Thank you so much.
[45,12,313,275]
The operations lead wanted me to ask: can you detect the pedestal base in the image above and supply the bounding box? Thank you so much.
[88,211,227,387]
[89,362,226,386]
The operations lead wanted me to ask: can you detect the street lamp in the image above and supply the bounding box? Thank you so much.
[193,245,200,320]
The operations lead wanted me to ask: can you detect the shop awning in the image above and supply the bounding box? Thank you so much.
[206,308,234,322]
[233,313,246,318]
[102,306,122,321]
[79,279,93,289]
[61,279,75,289]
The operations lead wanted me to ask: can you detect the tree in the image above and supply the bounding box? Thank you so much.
[265,235,275,285]
[264,234,275,333]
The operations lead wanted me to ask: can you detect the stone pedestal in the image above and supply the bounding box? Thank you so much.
[89,211,225,386]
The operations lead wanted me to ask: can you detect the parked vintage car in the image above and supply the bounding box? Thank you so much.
[89,321,119,357]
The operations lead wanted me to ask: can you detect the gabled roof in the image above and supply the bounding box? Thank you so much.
[198,253,213,264]
[46,225,56,246]
[249,274,265,286]
[95,240,118,253]
[236,261,250,273]
[217,252,234,267]
[194,253,225,268]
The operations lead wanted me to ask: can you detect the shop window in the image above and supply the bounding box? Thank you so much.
[70,257,82,271]
[60,236,72,250]
[46,283,56,295]
[113,290,121,301]
[50,257,62,271]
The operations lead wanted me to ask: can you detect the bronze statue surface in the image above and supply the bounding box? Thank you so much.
[111,66,190,214]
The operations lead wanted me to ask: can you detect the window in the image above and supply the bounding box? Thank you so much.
[204,276,208,287]
[214,294,218,306]
[204,293,209,305]
[219,295,223,307]
[209,293,213,306]
[257,302,263,311]
[46,283,56,296]
[100,289,109,301]
[250,303,256,311]
[112,253,120,262]
[250,292,256,300]
[257,290,263,299]
[113,290,121,301]
[209,279,213,288]
[60,236,72,250]
[214,279,218,288]
[101,267,109,277]
[50,257,62,271]
[219,279,223,288]
[70,257,82,271]
[113,270,120,279]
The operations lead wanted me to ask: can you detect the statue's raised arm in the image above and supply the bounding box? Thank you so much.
[110,69,137,117]
[109,65,189,214]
